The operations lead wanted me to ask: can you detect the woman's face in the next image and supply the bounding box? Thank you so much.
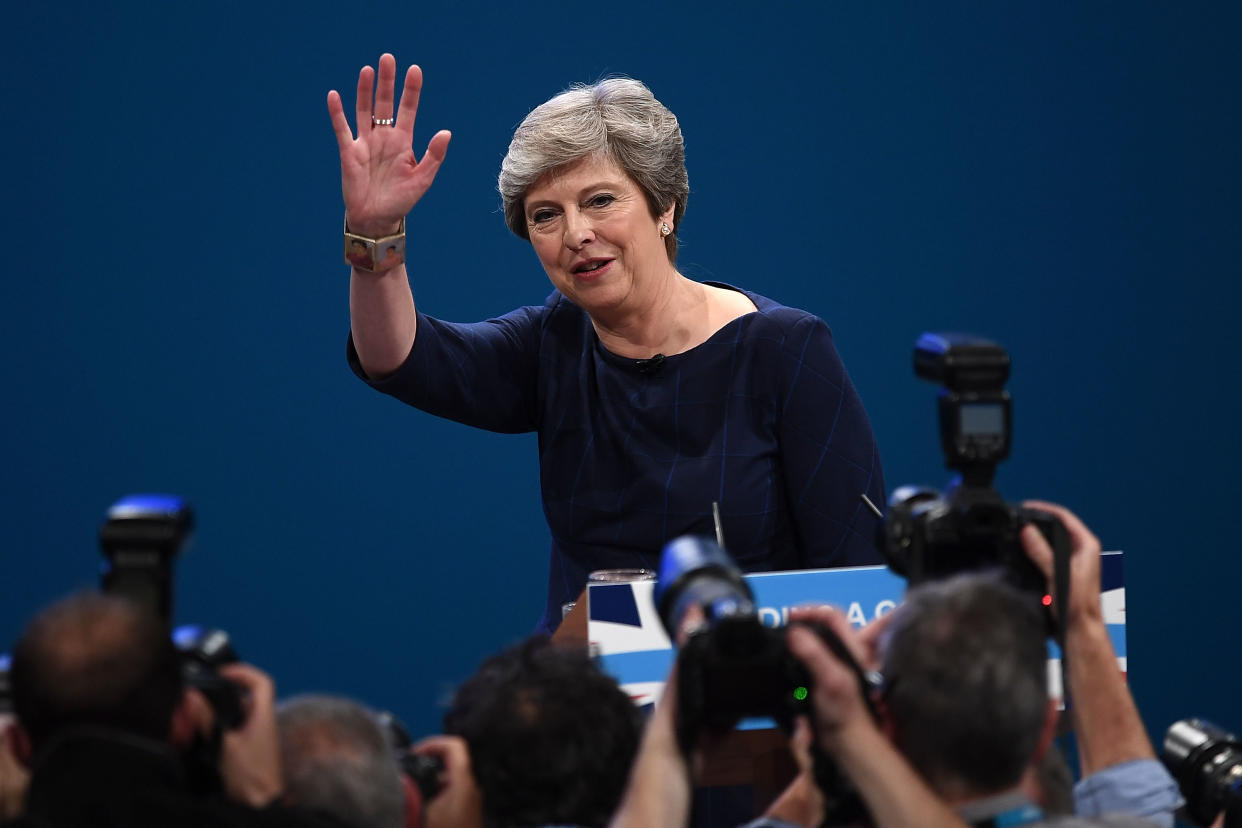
[523,153,675,318]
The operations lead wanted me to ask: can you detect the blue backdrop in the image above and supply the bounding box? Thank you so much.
[3,1,1239,747]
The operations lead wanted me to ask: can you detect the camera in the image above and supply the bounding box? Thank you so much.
[99,494,246,731]
[99,494,194,623]
[1162,718,1242,828]
[654,535,873,822]
[378,711,444,802]
[174,625,246,731]
[880,333,1070,634]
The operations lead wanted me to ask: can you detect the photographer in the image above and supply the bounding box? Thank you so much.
[1,592,339,828]
[1018,502,1182,826]
[761,503,1181,828]
[275,695,408,828]
[410,636,642,828]
[608,610,972,828]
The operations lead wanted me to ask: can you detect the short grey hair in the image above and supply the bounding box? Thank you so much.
[498,77,689,261]
[276,695,405,828]
[881,573,1049,798]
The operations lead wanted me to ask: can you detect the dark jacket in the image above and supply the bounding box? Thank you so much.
[3,729,341,828]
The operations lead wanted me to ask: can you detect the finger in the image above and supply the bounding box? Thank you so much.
[425,129,452,161]
[182,687,216,735]
[374,53,397,120]
[791,715,813,754]
[787,605,836,627]
[1021,523,1055,581]
[857,610,897,671]
[779,715,815,775]
[411,735,471,786]
[327,90,354,154]
[412,130,453,189]
[786,625,849,692]
[355,64,374,135]
[395,64,424,138]
[1023,500,1100,552]
[411,734,468,768]
[218,663,275,707]
[788,605,868,668]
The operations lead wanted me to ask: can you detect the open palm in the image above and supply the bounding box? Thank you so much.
[327,53,451,238]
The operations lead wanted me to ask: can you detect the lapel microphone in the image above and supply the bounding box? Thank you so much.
[635,353,666,376]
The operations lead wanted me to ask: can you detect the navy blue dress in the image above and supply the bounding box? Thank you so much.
[348,283,885,632]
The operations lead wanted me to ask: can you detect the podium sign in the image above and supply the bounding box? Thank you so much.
[589,554,1126,711]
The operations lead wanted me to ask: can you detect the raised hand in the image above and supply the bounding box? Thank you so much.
[411,735,484,828]
[327,53,452,238]
[785,605,874,749]
[217,663,284,808]
[1020,500,1102,628]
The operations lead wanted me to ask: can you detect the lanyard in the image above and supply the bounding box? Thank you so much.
[972,803,1045,828]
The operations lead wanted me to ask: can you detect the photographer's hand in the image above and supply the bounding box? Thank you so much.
[608,663,695,828]
[411,735,483,828]
[1021,502,1157,773]
[1022,500,1103,628]
[785,607,874,749]
[761,716,826,828]
[0,714,29,821]
[786,606,970,828]
[217,663,284,809]
[856,607,897,674]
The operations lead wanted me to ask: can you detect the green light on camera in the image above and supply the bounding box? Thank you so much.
[793,686,808,701]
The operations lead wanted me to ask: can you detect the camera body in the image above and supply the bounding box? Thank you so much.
[174,625,246,731]
[654,536,872,822]
[654,536,836,738]
[882,333,1070,629]
[1163,718,1242,828]
[99,494,246,731]
[882,484,1065,597]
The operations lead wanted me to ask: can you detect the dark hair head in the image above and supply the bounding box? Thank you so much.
[881,573,1048,798]
[10,592,183,749]
[276,695,405,828]
[443,636,642,828]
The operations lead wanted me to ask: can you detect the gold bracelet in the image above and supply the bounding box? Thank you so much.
[344,216,406,273]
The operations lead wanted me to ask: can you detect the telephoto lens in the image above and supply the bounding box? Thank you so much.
[1162,718,1242,827]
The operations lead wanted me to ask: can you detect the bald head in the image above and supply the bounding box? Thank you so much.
[10,592,182,748]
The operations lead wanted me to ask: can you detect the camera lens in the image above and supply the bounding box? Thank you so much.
[1162,718,1242,826]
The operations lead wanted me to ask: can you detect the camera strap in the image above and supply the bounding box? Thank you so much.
[1051,528,1071,651]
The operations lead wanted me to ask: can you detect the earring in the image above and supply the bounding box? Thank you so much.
[660,223,671,237]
